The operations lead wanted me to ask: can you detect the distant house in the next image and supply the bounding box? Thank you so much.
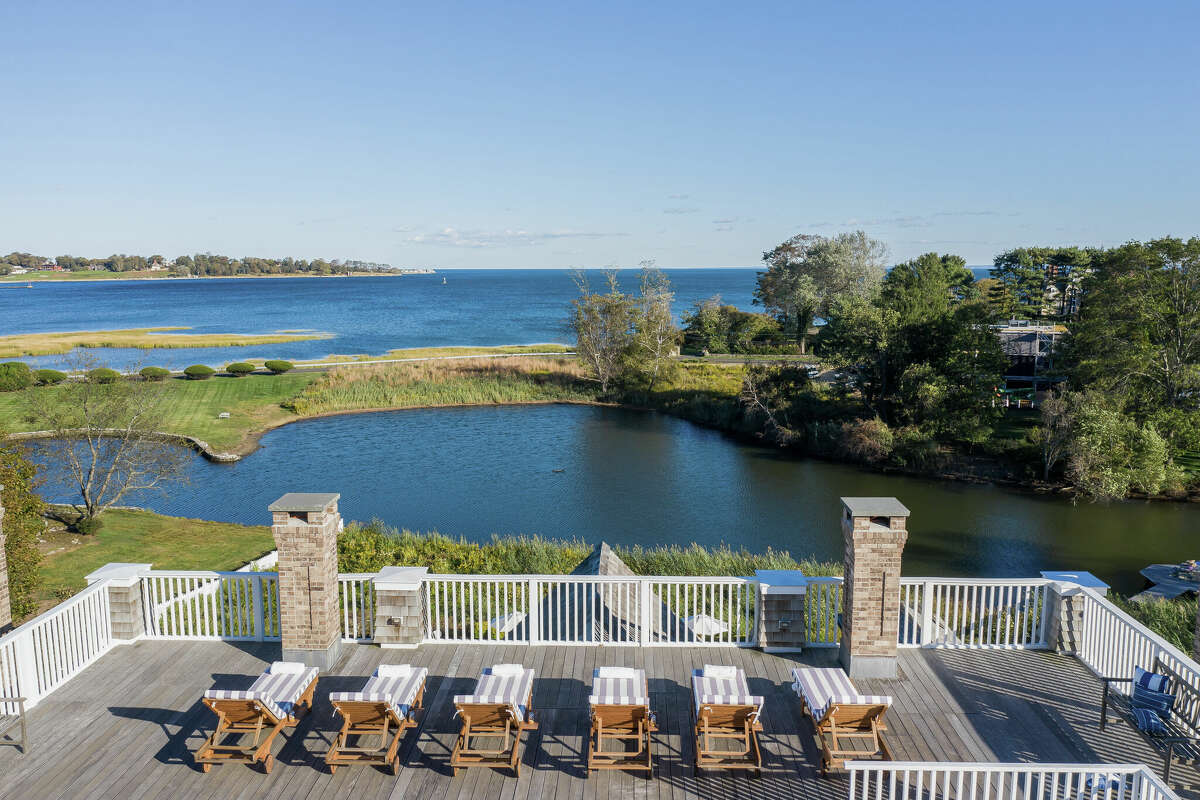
[994,321,1065,389]
[9,266,29,275]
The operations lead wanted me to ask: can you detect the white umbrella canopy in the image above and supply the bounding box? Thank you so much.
[490,611,527,634]
[685,614,730,637]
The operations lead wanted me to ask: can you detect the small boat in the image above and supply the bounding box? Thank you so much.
[26,282,33,288]
[442,277,447,285]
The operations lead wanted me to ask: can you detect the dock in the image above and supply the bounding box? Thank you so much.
[1131,563,1200,602]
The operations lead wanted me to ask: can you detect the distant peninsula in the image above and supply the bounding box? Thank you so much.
[0,250,435,281]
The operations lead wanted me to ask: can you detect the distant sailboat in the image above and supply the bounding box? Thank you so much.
[442,276,447,285]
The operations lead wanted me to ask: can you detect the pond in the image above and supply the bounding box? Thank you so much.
[25,404,1200,593]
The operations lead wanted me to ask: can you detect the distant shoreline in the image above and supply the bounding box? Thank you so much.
[0,270,435,284]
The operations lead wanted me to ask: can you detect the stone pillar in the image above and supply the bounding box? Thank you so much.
[839,497,909,679]
[754,570,807,653]
[270,493,343,670]
[85,563,151,640]
[372,567,428,648]
[0,489,10,633]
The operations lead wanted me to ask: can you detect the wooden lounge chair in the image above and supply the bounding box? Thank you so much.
[791,666,891,775]
[587,667,657,774]
[691,665,764,774]
[0,696,28,753]
[450,664,538,777]
[325,664,428,775]
[196,661,319,773]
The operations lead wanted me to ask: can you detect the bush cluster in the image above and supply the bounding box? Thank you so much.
[264,360,294,374]
[0,361,33,392]
[226,362,256,377]
[86,367,121,384]
[34,368,68,386]
[184,364,216,380]
[140,366,170,382]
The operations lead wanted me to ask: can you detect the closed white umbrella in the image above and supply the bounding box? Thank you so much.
[686,614,729,637]
[491,611,527,634]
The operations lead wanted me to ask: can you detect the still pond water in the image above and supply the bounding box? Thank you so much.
[28,404,1198,593]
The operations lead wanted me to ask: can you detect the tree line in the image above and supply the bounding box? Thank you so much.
[570,232,1200,501]
[0,250,398,276]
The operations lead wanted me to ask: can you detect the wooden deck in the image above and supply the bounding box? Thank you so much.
[0,641,1195,800]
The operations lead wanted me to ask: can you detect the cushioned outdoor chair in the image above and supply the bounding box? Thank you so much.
[587,666,657,775]
[325,664,428,775]
[196,661,319,773]
[791,666,891,775]
[690,665,764,774]
[450,664,538,777]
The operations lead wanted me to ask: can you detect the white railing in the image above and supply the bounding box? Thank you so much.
[899,579,1050,649]
[806,577,842,647]
[140,570,280,641]
[846,762,1178,800]
[339,574,376,642]
[422,575,757,646]
[1075,587,1200,695]
[0,580,114,710]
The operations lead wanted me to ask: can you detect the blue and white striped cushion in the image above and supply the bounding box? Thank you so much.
[1134,666,1170,693]
[1131,683,1175,717]
[1133,707,1167,734]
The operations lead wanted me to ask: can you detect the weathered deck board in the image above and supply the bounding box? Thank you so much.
[0,641,1195,800]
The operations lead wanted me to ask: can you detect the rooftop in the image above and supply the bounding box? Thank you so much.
[0,641,1194,800]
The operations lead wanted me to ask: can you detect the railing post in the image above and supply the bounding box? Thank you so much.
[920,580,934,646]
[527,578,540,645]
[371,567,428,649]
[84,563,152,642]
[251,575,265,643]
[639,579,652,647]
[11,630,39,707]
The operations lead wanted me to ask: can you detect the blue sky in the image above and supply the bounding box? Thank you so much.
[2,1,1197,268]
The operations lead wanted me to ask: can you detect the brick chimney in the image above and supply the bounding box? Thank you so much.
[270,493,343,670]
[839,497,909,679]
[0,486,10,633]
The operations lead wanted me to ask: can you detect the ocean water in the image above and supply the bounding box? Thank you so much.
[1,268,760,370]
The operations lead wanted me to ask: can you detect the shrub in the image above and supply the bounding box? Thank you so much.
[86,367,121,384]
[264,360,294,374]
[890,425,942,469]
[838,417,894,464]
[184,364,216,380]
[73,516,104,535]
[0,443,46,619]
[0,361,33,392]
[34,368,68,386]
[226,362,256,377]
[140,366,170,382]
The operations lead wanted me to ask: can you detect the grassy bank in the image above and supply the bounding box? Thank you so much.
[286,356,601,415]
[0,327,331,358]
[34,509,273,613]
[0,372,314,452]
[298,343,572,364]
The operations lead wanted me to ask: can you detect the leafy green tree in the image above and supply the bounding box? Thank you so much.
[1064,392,1179,500]
[569,270,638,394]
[991,246,1096,320]
[882,252,976,326]
[0,438,45,621]
[756,231,888,353]
[630,263,680,391]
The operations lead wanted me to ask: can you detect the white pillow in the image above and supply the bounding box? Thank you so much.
[596,667,639,679]
[490,663,526,676]
[376,664,413,679]
[269,661,307,675]
[702,665,738,680]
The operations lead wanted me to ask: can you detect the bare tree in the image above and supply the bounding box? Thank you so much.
[1035,390,1075,481]
[24,356,190,522]
[569,269,637,394]
[632,262,680,391]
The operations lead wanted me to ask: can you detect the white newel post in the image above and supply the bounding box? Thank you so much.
[527,578,541,645]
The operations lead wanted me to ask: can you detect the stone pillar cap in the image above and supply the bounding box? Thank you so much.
[269,492,340,513]
[86,562,152,587]
[841,497,910,517]
[374,566,429,590]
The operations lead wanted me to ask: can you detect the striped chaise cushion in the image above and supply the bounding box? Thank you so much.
[453,665,535,722]
[329,666,429,720]
[691,667,764,715]
[203,664,318,721]
[1131,683,1175,717]
[1132,707,1167,734]
[791,667,891,720]
[589,667,648,707]
[1134,666,1170,693]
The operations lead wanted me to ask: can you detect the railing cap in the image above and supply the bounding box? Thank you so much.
[1040,570,1110,594]
[754,569,808,594]
[85,562,152,587]
[374,566,428,590]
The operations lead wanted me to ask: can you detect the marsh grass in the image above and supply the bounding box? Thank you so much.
[287,356,600,414]
[298,343,573,364]
[338,519,839,576]
[0,327,331,358]
[1111,593,1197,654]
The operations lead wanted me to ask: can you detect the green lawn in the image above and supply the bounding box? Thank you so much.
[0,373,314,453]
[36,508,273,611]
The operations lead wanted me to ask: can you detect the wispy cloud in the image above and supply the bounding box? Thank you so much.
[663,207,700,215]
[667,193,690,200]
[403,227,628,248]
[806,210,1018,229]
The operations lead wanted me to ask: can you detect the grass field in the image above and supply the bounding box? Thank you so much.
[0,373,314,452]
[35,509,273,613]
[0,327,331,358]
[298,343,573,364]
[0,270,172,282]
